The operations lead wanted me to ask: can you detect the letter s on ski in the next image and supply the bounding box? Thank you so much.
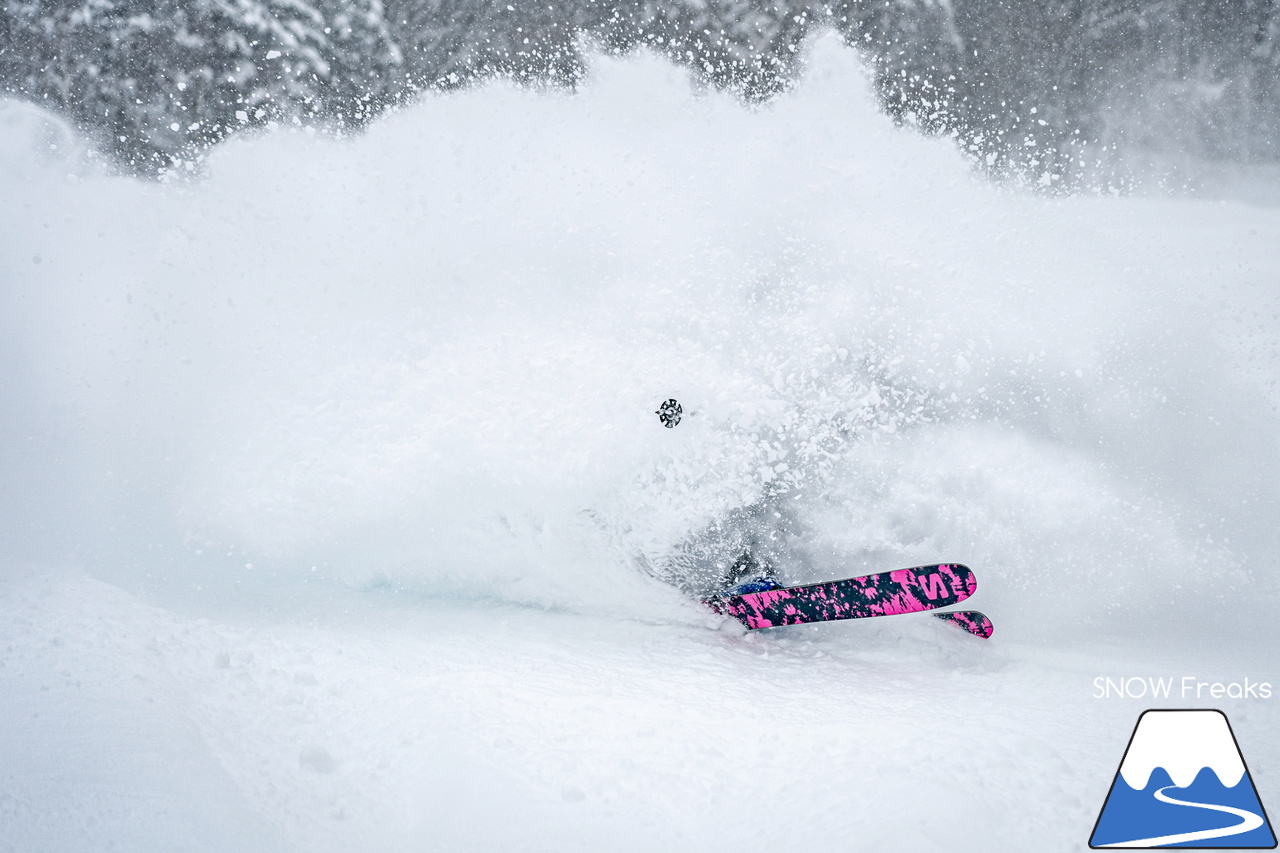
[919,573,947,601]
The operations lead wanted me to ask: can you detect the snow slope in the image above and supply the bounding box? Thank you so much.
[2,35,1279,852]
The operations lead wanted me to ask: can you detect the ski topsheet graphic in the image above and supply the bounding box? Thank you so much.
[1090,709,1277,848]
[932,610,994,639]
[718,563,976,629]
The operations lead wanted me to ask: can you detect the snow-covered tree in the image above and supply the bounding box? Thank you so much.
[2,0,400,171]
[1,0,1277,178]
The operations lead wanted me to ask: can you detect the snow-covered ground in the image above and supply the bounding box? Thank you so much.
[2,36,1279,852]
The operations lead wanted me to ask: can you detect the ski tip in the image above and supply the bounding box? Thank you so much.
[934,610,994,640]
[922,563,976,601]
[937,562,975,591]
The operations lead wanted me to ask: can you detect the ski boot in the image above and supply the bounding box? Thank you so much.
[715,551,783,599]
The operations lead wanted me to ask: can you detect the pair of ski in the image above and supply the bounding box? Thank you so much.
[707,563,994,639]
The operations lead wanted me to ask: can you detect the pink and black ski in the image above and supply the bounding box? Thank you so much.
[933,610,994,639]
[713,563,980,632]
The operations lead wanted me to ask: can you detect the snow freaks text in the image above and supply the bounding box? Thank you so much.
[1093,677,1273,700]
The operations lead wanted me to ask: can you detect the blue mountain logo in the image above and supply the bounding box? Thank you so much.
[1090,709,1276,848]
